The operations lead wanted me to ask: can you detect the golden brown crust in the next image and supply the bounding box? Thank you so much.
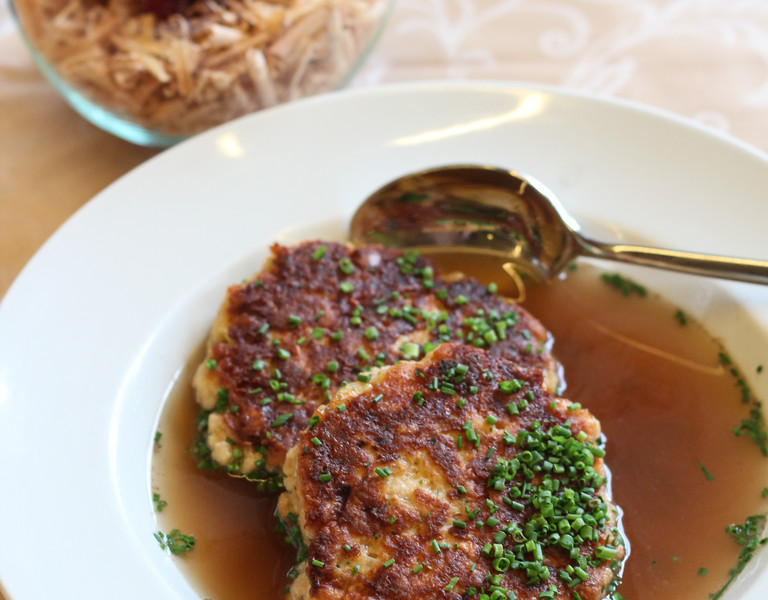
[194,241,557,476]
[280,343,623,600]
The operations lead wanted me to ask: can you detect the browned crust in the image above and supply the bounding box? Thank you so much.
[287,343,623,600]
[196,241,556,473]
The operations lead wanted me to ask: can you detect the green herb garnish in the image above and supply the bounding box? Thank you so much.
[601,272,647,297]
[154,529,195,555]
[710,515,768,599]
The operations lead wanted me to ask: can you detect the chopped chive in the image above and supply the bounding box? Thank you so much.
[594,545,619,560]
[412,564,423,574]
[270,412,293,427]
[152,492,167,512]
[401,342,420,360]
[154,529,195,554]
[311,437,322,446]
[319,473,332,482]
[499,379,522,393]
[697,459,715,481]
[339,258,355,274]
[444,577,459,591]
[312,246,327,260]
[601,272,647,297]
[383,558,395,568]
[465,429,478,445]
[276,348,290,360]
[311,559,325,568]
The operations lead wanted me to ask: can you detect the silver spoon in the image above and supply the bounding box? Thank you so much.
[349,164,768,285]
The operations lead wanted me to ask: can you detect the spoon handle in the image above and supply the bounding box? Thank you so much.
[578,236,768,285]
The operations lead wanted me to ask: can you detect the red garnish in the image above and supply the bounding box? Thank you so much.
[140,0,191,18]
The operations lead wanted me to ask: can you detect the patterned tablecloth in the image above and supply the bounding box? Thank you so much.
[2,0,768,597]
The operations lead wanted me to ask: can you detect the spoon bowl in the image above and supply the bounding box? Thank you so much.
[350,165,768,285]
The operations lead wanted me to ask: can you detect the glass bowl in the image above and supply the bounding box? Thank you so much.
[11,0,391,146]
